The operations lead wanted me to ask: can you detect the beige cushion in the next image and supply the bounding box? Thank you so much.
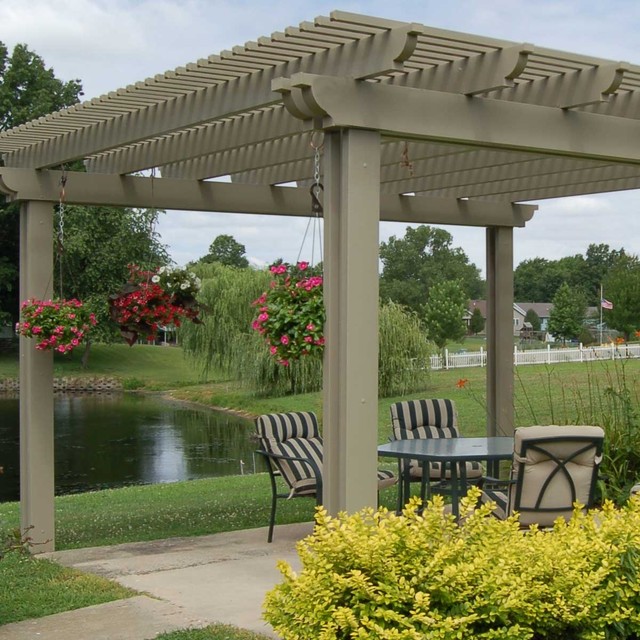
[510,425,604,527]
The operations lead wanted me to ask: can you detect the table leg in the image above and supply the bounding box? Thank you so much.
[450,462,459,520]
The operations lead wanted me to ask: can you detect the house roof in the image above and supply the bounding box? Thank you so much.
[2,10,640,209]
[469,300,554,318]
[515,302,554,318]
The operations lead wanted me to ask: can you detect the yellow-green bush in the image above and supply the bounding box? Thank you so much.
[264,488,640,639]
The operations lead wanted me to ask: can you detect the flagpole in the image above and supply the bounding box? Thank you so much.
[599,283,603,345]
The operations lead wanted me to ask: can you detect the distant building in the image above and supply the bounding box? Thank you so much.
[466,300,554,337]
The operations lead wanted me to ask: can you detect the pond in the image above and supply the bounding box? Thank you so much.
[0,393,259,503]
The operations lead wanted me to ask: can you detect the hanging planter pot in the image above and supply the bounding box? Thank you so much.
[109,265,202,346]
[16,298,97,354]
[252,261,325,366]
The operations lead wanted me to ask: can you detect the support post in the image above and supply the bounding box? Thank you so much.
[485,226,514,437]
[323,129,381,514]
[19,200,55,552]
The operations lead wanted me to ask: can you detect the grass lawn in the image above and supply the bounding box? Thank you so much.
[0,550,136,625]
[0,342,215,390]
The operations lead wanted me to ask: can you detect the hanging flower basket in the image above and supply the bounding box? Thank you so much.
[109,265,202,346]
[252,261,325,366]
[16,298,97,354]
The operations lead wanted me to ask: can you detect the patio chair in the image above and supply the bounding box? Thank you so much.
[390,398,483,511]
[482,425,604,527]
[255,411,396,542]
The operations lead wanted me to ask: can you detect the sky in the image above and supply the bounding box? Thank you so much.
[2,0,640,273]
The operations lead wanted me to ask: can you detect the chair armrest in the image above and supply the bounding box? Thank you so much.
[255,449,323,503]
[480,475,515,490]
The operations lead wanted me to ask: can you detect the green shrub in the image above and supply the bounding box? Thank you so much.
[264,488,640,639]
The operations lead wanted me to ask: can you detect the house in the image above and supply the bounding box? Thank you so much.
[466,301,554,337]
[515,302,554,333]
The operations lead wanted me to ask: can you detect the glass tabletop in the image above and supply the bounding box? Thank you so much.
[377,437,514,462]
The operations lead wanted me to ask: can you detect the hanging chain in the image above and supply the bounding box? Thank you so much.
[400,141,414,177]
[297,132,324,265]
[57,167,68,298]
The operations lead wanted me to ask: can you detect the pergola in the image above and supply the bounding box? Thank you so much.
[2,11,640,552]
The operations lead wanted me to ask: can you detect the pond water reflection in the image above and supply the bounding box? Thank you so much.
[0,393,259,502]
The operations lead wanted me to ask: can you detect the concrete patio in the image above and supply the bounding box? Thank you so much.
[0,521,314,640]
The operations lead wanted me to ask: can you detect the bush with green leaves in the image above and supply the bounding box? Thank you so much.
[265,488,640,639]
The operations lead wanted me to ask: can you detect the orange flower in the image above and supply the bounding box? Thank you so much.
[456,378,469,389]
[615,336,625,345]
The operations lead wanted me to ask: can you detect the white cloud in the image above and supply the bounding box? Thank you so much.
[2,0,640,271]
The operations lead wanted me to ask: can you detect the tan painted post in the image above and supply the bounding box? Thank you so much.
[323,129,381,514]
[485,226,514,437]
[19,200,55,552]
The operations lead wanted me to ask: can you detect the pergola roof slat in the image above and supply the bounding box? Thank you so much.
[1,10,640,205]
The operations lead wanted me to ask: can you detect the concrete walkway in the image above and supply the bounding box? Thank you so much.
[0,522,314,640]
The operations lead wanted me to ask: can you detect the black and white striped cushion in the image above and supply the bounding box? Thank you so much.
[256,411,396,496]
[390,399,459,440]
[390,399,482,480]
[256,412,322,496]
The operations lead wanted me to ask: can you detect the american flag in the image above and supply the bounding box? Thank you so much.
[601,298,613,310]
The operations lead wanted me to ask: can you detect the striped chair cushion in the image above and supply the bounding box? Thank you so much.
[256,411,396,497]
[256,412,322,497]
[377,468,397,489]
[390,399,459,440]
[390,399,482,480]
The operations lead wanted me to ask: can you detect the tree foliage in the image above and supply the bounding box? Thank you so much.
[524,308,542,332]
[197,234,249,268]
[468,307,485,335]
[423,280,468,350]
[379,226,483,313]
[180,263,270,378]
[378,302,432,397]
[602,254,640,340]
[0,41,82,325]
[514,244,627,305]
[0,42,82,130]
[548,283,586,344]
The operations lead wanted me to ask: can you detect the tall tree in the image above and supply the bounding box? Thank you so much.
[602,254,640,340]
[0,42,82,326]
[548,283,586,345]
[379,225,483,313]
[515,245,625,305]
[469,307,485,335]
[197,234,249,268]
[524,308,542,332]
[514,257,573,302]
[584,243,627,306]
[423,280,468,351]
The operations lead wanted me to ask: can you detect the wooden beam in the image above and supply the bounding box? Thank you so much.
[0,168,537,227]
[278,74,640,165]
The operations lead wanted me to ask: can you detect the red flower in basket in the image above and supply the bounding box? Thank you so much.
[109,265,202,346]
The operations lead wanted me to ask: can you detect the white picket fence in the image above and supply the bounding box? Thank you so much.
[429,343,640,371]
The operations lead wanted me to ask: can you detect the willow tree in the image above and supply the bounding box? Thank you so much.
[182,265,434,397]
[179,263,270,378]
[378,301,433,397]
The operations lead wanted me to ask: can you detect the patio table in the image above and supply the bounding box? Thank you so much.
[377,437,514,519]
